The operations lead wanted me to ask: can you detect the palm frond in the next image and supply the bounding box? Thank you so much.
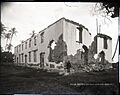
[6,43,13,52]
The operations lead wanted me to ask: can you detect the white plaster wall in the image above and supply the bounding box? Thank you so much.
[37,19,64,64]
[82,29,92,48]
[14,34,39,64]
[14,19,64,65]
[97,37,112,63]
[63,19,78,56]
[63,19,91,56]
[14,18,92,66]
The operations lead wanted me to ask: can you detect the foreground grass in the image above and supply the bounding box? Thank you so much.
[0,64,119,94]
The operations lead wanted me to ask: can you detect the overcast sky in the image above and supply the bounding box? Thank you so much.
[1,2,119,62]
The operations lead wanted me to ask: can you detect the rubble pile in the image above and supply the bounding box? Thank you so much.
[64,38,112,73]
[83,60,112,72]
[48,33,112,73]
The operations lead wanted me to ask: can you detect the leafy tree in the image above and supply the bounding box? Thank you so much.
[1,51,14,63]
[93,2,119,18]
[100,2,119,18]
[64,2,119,18]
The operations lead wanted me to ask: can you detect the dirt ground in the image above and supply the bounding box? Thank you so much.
[0,64,119,94]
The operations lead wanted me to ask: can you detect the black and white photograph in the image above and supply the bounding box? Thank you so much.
[0,2,119,94]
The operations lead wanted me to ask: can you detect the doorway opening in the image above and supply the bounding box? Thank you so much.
[40,52,45,69]
[25,55,27,63]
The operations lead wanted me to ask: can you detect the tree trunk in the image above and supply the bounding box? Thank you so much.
[9,34,13,45]
[5,38,8,51]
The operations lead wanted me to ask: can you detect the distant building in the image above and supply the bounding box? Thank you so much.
[14,17,92,69]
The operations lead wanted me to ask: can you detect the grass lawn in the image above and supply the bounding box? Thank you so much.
[0,63,119,94]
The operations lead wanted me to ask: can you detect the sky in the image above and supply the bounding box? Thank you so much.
[1,2,119,62]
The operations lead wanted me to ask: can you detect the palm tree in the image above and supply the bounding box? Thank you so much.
[29,30,36,38]
[20,40,24,43]
[6,43,13,52]
[9,27,18,44]
[1,22,7,38]
[5,33,11,51]
[7,27,18,52]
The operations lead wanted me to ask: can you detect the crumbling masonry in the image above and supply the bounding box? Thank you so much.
[14,18,112,71]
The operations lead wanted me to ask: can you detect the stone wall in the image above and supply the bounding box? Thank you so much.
[64,37,112,73]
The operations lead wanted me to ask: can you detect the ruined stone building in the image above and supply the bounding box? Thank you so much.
[14,17,112,70]
[94,33,112,63]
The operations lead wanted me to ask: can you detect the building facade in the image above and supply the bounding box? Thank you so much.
[14,17,112,69]
[14,18,92,68]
